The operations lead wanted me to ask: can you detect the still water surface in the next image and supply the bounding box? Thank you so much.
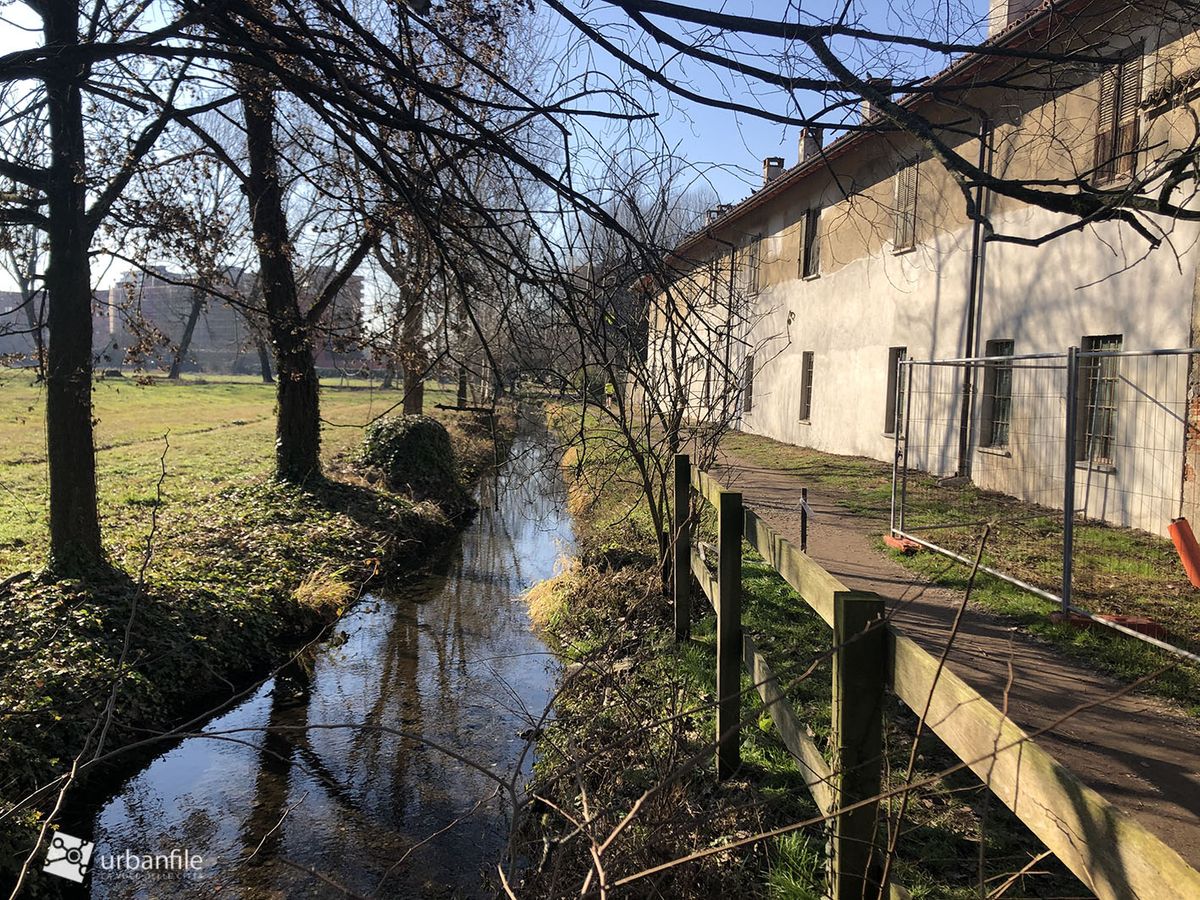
[90,429,572,898]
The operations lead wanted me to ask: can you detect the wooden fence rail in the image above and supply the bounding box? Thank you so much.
[670,453,1200,900]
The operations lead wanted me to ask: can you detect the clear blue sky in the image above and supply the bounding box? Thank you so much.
[544,0,990,205]
[0,0,991,290]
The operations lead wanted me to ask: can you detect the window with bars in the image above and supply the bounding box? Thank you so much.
[799,351,815,421]
[980,339,1015,449]
[743,352,756,414]
[1094,46,1143,183]
[884,346,907,433]
[1077,335,1122,466]
[894,162,919,251]
[800,207,822,278]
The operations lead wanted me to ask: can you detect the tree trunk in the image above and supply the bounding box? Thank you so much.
[456,364,468,409]
[168,288,204,379]
[399,289,426,414]
[256,337,274,383]
[403,366,424,414]
[238,70,321,482]
[380,361,395,391]
[19,278,46,380]
[44,0,103,572]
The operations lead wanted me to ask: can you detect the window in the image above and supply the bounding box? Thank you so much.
[1094,47,1143,183]
[980,339,1015,449]
[743,352,756,414]
[884,346,907,434]
[894,162,919,251]
[1077,335,1122,466]
[800,207,822,278]
[798,351,815,421]
[745,235,762,294]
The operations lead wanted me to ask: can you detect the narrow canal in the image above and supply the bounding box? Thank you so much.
[89,426,573,898]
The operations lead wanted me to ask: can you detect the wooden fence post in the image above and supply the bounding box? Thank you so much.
[716,489,743,780]
[831,590,886,899]
[673,453,692,641]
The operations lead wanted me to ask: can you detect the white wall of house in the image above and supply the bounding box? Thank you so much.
[738,204,1200,536]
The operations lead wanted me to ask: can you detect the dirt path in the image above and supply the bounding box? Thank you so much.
[714,450,1200,873]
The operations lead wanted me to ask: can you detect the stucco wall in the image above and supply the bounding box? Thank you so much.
[645,4,1200,536]
[738,203,1199,535]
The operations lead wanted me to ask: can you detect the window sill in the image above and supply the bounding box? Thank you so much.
[798,418,812,426]
[1076,461,1117,474]
[801,273,821,282]
[892,245,917,256]
[977,446,1011,458]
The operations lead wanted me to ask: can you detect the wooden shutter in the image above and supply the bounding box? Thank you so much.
[1094,64,1118,182]
[1095,46,1143,182]
[747,236,762,294]
[894,163,918,250]
[802,207,821,277]
[799,351,814,420]
[1115,53,1143,177]
[797,215,807,278]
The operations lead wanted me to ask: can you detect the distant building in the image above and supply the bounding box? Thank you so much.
[0,290,37,361]
[298,266,366,370]
[0,289,106,366]
[103,267,254,372]
[100,265,365,374]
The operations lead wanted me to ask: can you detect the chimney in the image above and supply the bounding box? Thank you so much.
[706,203,732,225]
[986,0,1008,37]
[798,126,824,164]
[990,0,1040,37]
[763,157,782,187]
[860,78,893,123]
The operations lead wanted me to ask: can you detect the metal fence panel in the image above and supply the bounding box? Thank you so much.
[892,347,1200,662]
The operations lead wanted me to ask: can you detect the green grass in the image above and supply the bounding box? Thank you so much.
[722,429,1200,714]
[0,369,455,575]
[0,368,478,894]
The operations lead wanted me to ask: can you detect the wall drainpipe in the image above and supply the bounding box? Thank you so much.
[957,117,993,477]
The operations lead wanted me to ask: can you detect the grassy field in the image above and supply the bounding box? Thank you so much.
[0,370,455,575]
[525,406,1083,898]
[0,369,477,892]
[721,430,1200,714]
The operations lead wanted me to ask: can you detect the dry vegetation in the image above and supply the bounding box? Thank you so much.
[513,410,1088,898]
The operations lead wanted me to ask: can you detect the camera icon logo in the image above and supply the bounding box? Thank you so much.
[42,831,94,883]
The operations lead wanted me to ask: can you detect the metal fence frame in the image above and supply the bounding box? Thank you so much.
[890,346,1200,664]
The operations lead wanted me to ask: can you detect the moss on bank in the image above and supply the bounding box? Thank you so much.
[0,405,513,895]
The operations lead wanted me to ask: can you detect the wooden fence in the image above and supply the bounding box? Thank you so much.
[672,453,1200,900]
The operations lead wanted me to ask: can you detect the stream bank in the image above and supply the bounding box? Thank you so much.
[2,408,515,897]
[78,424,572,897]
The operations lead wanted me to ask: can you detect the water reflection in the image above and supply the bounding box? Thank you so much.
[91,427,573,898]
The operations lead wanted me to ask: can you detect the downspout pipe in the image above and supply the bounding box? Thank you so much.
[702,229,740,426]
[957,116,992,477]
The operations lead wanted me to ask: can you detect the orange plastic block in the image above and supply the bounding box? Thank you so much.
[1169,517,1200,589]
